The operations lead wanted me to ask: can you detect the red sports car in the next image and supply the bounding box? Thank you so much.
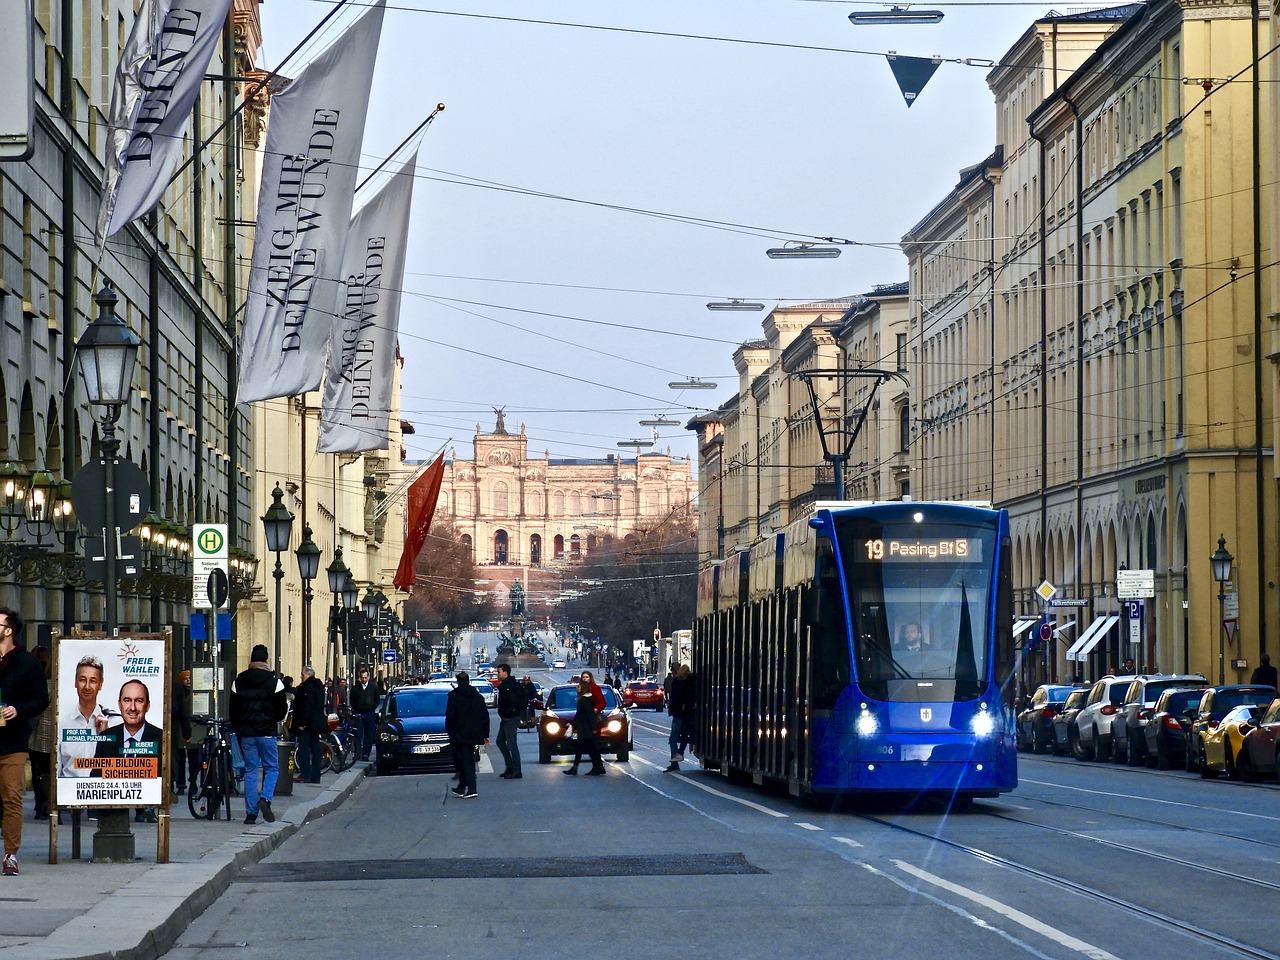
[622,680,664,710]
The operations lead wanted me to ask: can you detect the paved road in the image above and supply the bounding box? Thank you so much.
[160,671,1280,960]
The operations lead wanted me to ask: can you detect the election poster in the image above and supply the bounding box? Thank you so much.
[55,634,168,807]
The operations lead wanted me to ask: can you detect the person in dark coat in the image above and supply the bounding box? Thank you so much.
[494,663,523,779]
[349,667,383,762]
[564,671,606,776]
[291,666,327,784]
[1250,653,1278,688]
[230,644,288,824]
[665,664,696,772]
[0,607,50,876]
[445,672,489,798]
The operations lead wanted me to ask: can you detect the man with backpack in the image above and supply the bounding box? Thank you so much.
[495,663,525,779]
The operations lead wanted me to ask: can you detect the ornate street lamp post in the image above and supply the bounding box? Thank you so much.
[295,524,320,670]
[1211,535,1234,685]
[325,546,350,683]
[261,484,294,671]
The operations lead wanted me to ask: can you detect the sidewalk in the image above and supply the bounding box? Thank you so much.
[0,765,370,960]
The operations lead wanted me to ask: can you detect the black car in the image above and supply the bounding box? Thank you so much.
[538,684,631,763]
[1050,688,1090,755]
[1141,686,1209,769]
[1016,684,1080,754]
[1114,674,1206,766]
[375,686,455,776]
[1184,684,1278,772]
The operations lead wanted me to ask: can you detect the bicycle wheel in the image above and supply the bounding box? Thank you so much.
[221,750,235,821]
[188,765,211,819]
[318,737,334,775]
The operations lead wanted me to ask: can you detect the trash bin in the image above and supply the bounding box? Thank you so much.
[276,739,296,796]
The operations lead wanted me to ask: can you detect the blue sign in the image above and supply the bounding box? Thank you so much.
[1123,600,1143,620]
[189,612,231,641]
[382,648,398,663]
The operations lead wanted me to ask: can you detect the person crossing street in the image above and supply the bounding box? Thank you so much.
[495,663,523,779]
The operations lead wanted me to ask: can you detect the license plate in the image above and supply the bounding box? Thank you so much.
[412,744,441,755]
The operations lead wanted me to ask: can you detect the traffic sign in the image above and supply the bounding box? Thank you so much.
[1038,622,1053,641]
[382,648,398,663]
[1049,598,1088,607]
[191,523,228,610]
[1116,569,1155,599]
[1035,580,1057,602]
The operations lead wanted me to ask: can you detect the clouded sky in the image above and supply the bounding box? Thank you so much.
[256,0,1039,469]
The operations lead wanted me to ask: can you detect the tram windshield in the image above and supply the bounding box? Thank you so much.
[834,515,999,702]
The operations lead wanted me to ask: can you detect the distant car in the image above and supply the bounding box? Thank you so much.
[622,680,665,711]
[1237,698,1280,781]
[538,684,631,763]
[1185,685,1277,772]
[1199,703,1267,779]
[1113,674,1207,766]
[1051,689,1090,755]
[1015,684,1079,754]
[1071,675,1140,761]
[375,686,454,776]
[552,659,567,669]
[1141,686,1210,770]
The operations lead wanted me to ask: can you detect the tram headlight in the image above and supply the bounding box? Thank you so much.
[856,711,879,736]
[971,711,995,737]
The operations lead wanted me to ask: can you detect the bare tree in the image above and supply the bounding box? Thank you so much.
[403,518,497,629]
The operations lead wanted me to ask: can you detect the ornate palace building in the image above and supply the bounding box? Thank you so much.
[438,412,694,569]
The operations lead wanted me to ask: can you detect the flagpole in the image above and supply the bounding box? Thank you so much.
[355,105,445,195]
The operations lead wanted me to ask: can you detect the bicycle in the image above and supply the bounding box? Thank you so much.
[188,716,237,821]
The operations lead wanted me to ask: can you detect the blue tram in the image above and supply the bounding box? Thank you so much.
[692,500,1017,801]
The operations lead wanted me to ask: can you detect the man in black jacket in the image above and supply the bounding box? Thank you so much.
[494,663,523,779]
[445,672,489,798]
[349,667,382,762]
[0,607,48,875]
[230,644,288,824]
[291,666,327,785]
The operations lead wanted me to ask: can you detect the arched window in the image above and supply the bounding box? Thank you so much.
[569,491,582,515]
[570,534,581,557]
[494,530,509,565]
[460,534,473,559]
[554,534,564,559]
[552,490,565,515]
[645,491,660,515]
[458,491,473,515]
[492,480,509,516]
[898,403,910,452]
[528,490,543,515]
[530,534,542,566]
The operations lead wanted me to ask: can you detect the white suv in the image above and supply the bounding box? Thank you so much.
[1070,675,1139,761]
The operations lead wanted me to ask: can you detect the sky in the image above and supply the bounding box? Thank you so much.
[255,0,1044,471]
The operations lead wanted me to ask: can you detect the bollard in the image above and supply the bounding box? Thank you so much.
[276,739,296,796]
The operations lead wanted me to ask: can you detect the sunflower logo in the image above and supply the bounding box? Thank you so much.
[117,640,140,661]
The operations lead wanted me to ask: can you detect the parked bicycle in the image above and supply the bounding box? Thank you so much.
[188,715,239,821]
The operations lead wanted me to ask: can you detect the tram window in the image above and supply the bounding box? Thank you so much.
[809,540,850,709]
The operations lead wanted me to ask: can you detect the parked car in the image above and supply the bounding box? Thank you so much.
[1199,703,1267,779]
[1185,685,1278,772]
[538,683,631,763]
[1071,675,1139,761]
[374,685,454,776]
[1237,697,1280,781]
[1051,688,1090,755]
[1141,685,1211,770]
[621,680,665,711]
[1016,684,1080,754]
[1113,673,1207,766]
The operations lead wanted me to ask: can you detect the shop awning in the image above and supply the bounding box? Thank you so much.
[1013,617,1039,637]
[1065,615,1119,661]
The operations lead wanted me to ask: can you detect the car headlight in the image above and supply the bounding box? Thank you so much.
[378,730,399,743]
[856,711,878,736]
[972,711,995,737]
[545,721,562,736]
[606,719,623,734]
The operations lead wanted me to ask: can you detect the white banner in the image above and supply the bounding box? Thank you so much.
[55,637,168,808]
[318,149,418,453]
[237,0,385,404]
[96,0,233,245]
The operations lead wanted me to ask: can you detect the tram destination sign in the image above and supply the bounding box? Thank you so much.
[1116,569,1155,599]
[860,537,984,563]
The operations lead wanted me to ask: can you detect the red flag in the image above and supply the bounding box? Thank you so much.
[393,454,446,592]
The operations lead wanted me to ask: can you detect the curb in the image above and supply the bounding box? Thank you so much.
[3,765,370,960]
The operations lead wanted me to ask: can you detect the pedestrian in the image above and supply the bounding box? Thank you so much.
[662,664,675,702]
[350,667,382,762]
[603,672,614,689]
[521,676,538,724]
[564,670,606,777]
[1250,653,1278,688]
[25,646,54,820]
[0,607,50,875]
[1121,657,1135,674]
[171,670,196,795]
[291,666,326,784]
[229,644,288,825]
[445,672,489,798]
[494,663,523,779]
[665,664,696,771]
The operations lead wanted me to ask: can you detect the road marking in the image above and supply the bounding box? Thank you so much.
[1019,777,1280,823]
[833,836,863,848]
[891,860,1123,960]
[653,769,790,818]
[795,822,822,831]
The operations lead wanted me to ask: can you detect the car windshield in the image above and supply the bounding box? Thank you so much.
[1041,685,1074,701]
[1211,689,1275,719]
[547,686,619,710]
[1159,689,1206,714]
[1063,690,1087,710]
[1262,700,1280,724]
[1143,680,1198,704]
[389,690,450,718]
[629,683,658,692]
[1222,705,1262,724]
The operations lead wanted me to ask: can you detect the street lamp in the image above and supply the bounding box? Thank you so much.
[326,546,350,681]
[74,282,140,862]
[668,378,718,390]
[706,299,765,311]
[1211,534,1233,684]
[295,523,321,669]
[848,6,944,24]
[765,242,842,259]
[261,483,295,670]
[340,572,359,679]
